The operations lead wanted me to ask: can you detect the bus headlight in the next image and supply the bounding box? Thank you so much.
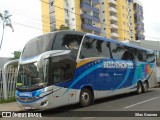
[38,90,53,98]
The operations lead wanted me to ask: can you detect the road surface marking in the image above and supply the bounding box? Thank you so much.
[124,97,159,109]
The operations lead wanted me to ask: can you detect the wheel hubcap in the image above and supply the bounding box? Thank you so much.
[144,83,147,91]
[82,92,89,103]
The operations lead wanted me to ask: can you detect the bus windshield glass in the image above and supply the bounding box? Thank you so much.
[21,33,55,59]
[21,33,84,59]
[52,33,83,50]
[16,61,49,91]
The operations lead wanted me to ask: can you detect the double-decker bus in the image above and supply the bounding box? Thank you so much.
[16,31,156,110]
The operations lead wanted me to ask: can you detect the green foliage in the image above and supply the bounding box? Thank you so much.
[11,51,21,68]
[0,97,16,104]
[56,24,70,31]
[12,51,21,60]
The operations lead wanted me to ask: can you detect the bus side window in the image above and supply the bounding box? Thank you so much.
[110,43,126,60]
[137,50,147,62]
[80,36,111,59]
[146,51,155,63]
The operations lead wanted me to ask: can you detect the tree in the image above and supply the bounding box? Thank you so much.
[0,10,14,50]
[12,51,21,60]
[11,51,21,68]
[56,24,70,31]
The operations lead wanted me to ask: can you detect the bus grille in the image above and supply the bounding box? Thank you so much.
[17,97,37,102]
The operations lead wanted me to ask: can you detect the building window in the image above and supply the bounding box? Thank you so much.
[83,19,92,25]
[93,12,99,18]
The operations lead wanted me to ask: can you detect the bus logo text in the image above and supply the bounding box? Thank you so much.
[103,61,133,69]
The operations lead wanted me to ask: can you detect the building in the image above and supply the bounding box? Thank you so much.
[41,0,145,41]
[128,0,145,40]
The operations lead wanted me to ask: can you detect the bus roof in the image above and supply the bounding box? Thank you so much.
[29,30,154,53]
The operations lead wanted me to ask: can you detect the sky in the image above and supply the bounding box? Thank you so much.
[0,0,160,57]
[0,0,42,57]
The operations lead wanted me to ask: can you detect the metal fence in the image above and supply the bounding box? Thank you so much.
[0,68,18,100]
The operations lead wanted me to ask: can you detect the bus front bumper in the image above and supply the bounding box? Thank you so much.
[16,95,53,110]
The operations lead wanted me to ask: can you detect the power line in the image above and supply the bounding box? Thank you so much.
[1,2,160,40]
[39,0,143,37]
[2,18,160,49]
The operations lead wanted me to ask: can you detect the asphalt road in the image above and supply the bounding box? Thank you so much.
[1,88,160,120]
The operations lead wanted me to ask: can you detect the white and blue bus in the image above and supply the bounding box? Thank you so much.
[16,31,156,110]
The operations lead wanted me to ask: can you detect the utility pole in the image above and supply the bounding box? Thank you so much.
[0,10,14,50]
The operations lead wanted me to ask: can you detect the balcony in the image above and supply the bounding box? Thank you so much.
[129,26,133,30]
[82,23,101,33]
[136,34,145,40]
[81,14,100,22]
[50,15,55,24]
[134,13,143,20]
[111,32,119,38]
[134,3,139,10]
[109,7,117,13]
[128,0,133,2]
[135,27,144,32]
[50,23,56,32]
[80,2,99,13]
[135,27,141,31]
[49,5,54,13]
[130,32,134,37]
[110,24,118,29]
[92,0,99,5]
[108,0,117,5]
[136,20,143,25]
[109,15,118,22]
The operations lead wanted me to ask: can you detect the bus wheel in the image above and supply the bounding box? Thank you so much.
[137,82,143,94]
[80,88,92,107]
[143,81,149,93]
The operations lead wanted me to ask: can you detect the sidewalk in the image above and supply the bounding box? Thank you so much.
[0,102,22,111]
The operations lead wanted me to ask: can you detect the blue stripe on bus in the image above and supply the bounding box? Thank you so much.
[108,68,131,94]
[62,62,103,96]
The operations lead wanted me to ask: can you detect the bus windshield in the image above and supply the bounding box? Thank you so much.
[21,33,55,59]
[16,60,49,91]
[21,32,84,59]
[52,33,83,50]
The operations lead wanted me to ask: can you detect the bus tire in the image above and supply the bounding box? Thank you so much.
[79,88,92,107]
[137,82,143,94]
[143,81,149,93]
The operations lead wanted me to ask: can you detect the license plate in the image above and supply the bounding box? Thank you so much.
[24,106,31,110]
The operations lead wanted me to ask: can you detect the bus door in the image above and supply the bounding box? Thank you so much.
[50,61,69,107]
